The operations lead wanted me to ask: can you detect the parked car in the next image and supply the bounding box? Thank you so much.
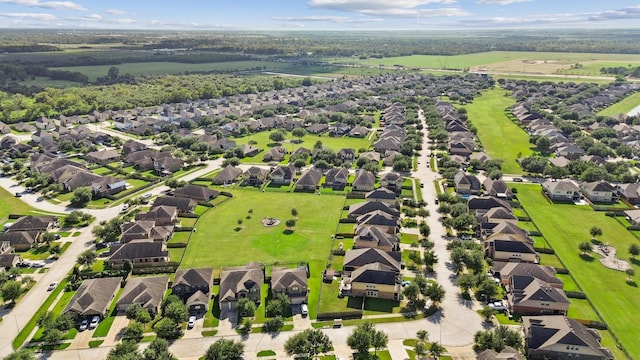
[30,261,45,268]
[188,316,196,329]
[301,304,308,316]
[47,282,58,291]
[513,177,523,182]
[402,280,411,287]
[79,319,89,331]
[89,315,100,329]
[142,192,152,199]
[14,192,21,198]
[120,204,129,213]
[488,302,506,311]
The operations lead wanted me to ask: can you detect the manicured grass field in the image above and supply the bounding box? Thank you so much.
[181,189,345,267]
[557,61,640,77]
[0,187,38,222]
[464,88,531,174]
[53,61,291,82]
[514,183,640,358]
[233,130,372,159]
[598,92,640,117]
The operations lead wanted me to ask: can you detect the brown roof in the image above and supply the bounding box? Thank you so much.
[117,276,169,312]
[64,277,122,317]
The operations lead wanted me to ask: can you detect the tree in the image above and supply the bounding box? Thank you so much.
[578,241,593,255]
[416,330,429,342]
[590,226,603,241]
[107,66,120,80]
[107,340,141,360]
[164,301,188,323]
[425,282,445,305]
[285,219,296,231]
[456,273,476,294]
[266,294,290,317]
[1,280,22,304]
[403,283,421,304]
[124,322,144,342]
[291,128,306,142]
[204,339,245,360]
[479,306,498,323]
[236,297,256,317]
[142,338,177,360]
[42,328,63,346]
[535,136,551,155]
[626,268,635,282]
[247,209,253,219]
[49,243,62,258]
[40,232,56,245]
[371,328,389,355]
[3,349,36,360]
[629,243,640,259]
[269,130,286,144]
[429,342,446,359]
[301,77,313,86]
[154,318,181,339]
[347,322,387,355]
[70,186,92,208]
[291,208,298,219]
[76,249,97,270]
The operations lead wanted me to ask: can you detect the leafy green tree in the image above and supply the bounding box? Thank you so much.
[286,329,333,359]
[237,297,256,317]
[154,318,181,339]
[285,219,296,231]
[268,130,286,144]
[204,339,245,360]
[429,342,446,359]
[403,283,421,304]
[42,328,63,346]
[629,243,640,259]
[2,349,36,360]
[107,340,141,360]
[425,282,445,305]
[1,280,22,303]
[164,301,188,323]
[70,186,92,208]
[579,241,593,255]
[92,217,125,242]
[142,338,177,360]
[266,294,290,317]
[347,322,387,355]
[479,306,498,323]
[590,226,602,240]
[124,322,144,342]
[371,328,389,355]
[456,273,476,294]
[626,268,635,282]
[291,128,306,142]
[76,249,97,270]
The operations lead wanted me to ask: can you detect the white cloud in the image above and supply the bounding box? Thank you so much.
[82,13,100,20]
[105,9,125,15]
[0,11,55,20]
[273,15,383,23]
[0,0,86,11]
[308,0,467,17]
[476,0,531,5]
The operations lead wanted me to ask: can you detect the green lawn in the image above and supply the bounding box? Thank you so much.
[233,130,372,159]
[92,167,114,175]
[514,183,640,358]
[181,189,345,267]
[465,88,531,174]
[0,187,38,222]
[557,61,640,77]
[598,92,640,117]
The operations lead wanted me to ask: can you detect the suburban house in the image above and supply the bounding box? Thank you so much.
[63,277,122,320]
[219,262,264,310]
[135,205,178,226]
[122,140,148,155]
[507,275,570,315]
[0,241,20,270]
[468,197,513,213]
[270,267,309,305]
[355,210,400,234]
[90,176,126,197]
[618,182,640,204]
[7,215,57,233]
[349,126,370,138]
[491,261,563,289]
[580,181,617,203]
[116,276,169,316]
[153,196,196,215]
[295,167,322,191]
[352,170,376,192]
[106,240,169,266]
[342,248,401,274]
[541,180,580,201]
[269,165,295,185]
[262,146,287,162]
[0,232,38,251]
[348,201,400,220]
[522,316,613,360]
[86,149,121,165]
[484,237,538,263]
[353,225,400,252]
[337,148,356,162]
[212,165,243,185]
[243,166,269,186]
[483,178,513,199]
[476,347,524,360]
[364,188,397,206]
[174,185,219,203]
[120,220,173,243]
[172,268,213,313]
[342,263,401,300]
[324,167,350,190]
[380,172,403,193]
[454,170,481,195]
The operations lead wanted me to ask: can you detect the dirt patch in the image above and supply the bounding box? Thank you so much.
[261,217,280,227]
[593,244,631,272]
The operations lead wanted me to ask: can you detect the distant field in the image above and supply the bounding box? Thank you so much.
[464,88,531,174]
[52,61,291,82]
[598,92,640,117]
[182,189,345,267]
[514,183,640,359]
[19,76,83,88]
[557,61,640,77]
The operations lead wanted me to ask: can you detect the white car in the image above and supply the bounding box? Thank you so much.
[47,282,58,291]
[300,304,308,316]
[142,192,152,199]
[188,316,196,329]
[79,319,89,331]
[89,315,100,329]
[489,302,506,311]
[30,261,45,268]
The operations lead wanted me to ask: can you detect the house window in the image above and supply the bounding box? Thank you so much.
[366,290,378,297]
[291,287,299,293]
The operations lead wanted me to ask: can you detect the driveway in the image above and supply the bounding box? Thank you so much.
[102,315,131,347]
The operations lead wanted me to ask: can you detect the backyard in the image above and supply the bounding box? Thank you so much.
[464,88,532,174]
[181,188,345,267]
[514,183,640,358]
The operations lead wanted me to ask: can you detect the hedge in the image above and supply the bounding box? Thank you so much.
[316,310,362,321]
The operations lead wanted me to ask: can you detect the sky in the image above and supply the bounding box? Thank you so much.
[1,0,640,30]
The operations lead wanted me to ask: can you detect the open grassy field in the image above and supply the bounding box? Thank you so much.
[181,188,345,267]
[557,61,640,77]
[53,61,291,82]
[0,187,40,222]
[464,88,531,174]
[514,183,640,358]
[598,92,640,117]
